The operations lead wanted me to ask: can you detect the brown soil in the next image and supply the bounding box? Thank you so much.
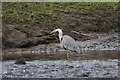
[2,6,119,49]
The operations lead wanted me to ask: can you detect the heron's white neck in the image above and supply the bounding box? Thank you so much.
[57,29,63,41]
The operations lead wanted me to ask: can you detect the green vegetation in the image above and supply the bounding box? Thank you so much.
[3,2,118,24]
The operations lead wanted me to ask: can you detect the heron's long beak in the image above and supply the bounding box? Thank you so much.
[50,30,57,34]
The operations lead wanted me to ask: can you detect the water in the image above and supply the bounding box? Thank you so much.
[12,50,118,61]
[2,50,119,78]
[3,50,119,61]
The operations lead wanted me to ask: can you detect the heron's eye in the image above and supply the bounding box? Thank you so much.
[56,31,59,34]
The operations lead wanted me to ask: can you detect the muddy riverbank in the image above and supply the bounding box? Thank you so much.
[3,3,119,48]
[2,32,119,61]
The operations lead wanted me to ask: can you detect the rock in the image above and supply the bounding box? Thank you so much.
[14,59,26,65]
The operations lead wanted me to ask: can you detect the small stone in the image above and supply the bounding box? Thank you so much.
[68,65,74,68]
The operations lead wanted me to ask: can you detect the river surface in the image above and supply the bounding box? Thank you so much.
[1,50,119,78]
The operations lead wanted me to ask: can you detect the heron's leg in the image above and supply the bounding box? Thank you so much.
[67,51,69,60]
[67,51,72,60]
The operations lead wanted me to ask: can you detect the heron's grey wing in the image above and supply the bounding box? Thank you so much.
[61,35,81,53]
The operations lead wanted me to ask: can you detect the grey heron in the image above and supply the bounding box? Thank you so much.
[50,28,81,59]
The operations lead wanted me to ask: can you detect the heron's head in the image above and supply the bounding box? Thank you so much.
[50,28,62,34]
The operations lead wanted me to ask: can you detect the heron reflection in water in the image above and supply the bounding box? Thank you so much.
[50,28,82,59]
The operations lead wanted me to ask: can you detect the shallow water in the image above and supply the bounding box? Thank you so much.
[79,50,119,60]
[17,50,119,61]
[2,50,119,78]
